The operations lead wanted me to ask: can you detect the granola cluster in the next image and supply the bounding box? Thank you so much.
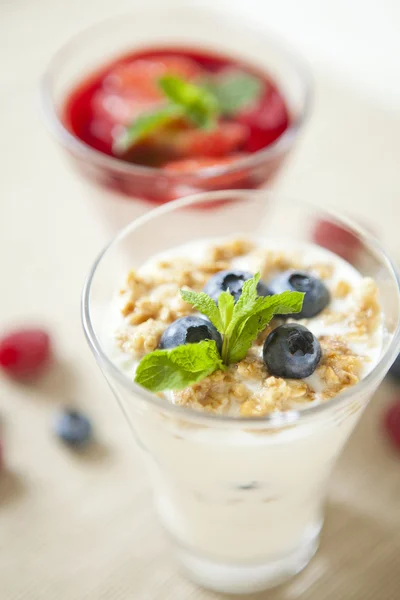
[114,238,382,416]
[240,377,315,417]
[317,336,363,400]
[349,277,381,337]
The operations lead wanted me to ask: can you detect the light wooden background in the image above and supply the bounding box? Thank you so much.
[1,1,400,598]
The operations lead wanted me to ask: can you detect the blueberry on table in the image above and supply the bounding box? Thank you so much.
[53,409,92,447]
[268,270,330,319]
[237,481,259,491]
[388,353,400,381]
[159,316,222,352]
[204,270,271,303]
[263,324,321,379]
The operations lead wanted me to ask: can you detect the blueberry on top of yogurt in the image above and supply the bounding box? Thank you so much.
[204,269,271,303]
[268,270,330,319]
[159,316,222,352]
[263,323,321,379]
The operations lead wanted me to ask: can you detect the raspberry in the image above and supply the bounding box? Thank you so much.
[0,329,51,379]
[312,220,361,262]
[383,400,400,452]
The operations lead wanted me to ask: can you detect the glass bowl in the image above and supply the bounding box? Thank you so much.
[82,190,400,594]
[41,5,311,210]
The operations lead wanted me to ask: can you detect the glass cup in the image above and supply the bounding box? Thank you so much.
[82,191,400,595]
[41,5,311,226]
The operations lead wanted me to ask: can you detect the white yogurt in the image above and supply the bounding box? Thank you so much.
[103,238,384,594]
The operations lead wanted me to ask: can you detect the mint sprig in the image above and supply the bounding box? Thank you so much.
[134,340,224,392]
[176,289,223,332]
[112,105,182,154]
[202,70,264,116]
[134,273,304,393]
[159,75,219,129]
[114,69,263,154]
[182,274,304,365]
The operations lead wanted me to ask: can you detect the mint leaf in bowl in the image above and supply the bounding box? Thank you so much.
[159,74,220,129]
[202,69,264,116]
[180,289,223,332]
[226,289,305,364]
[113,104,182,154]
[134,339,224,392]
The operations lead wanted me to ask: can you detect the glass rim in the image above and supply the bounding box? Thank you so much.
[82,189,400,428]
[40,5,313,180]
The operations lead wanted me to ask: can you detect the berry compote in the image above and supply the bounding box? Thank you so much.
[63,47,292,203]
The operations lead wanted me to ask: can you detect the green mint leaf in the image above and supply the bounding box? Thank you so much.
[227,290,304,364]
[218,291,235,331]
[226,273,261,335]
[259,290,305,318]
[203,69,263,116]
[159,75,219,129]
[113,104,182,154]
[181,274,303,367]
[180,289,223,332]
[134,340,224,392]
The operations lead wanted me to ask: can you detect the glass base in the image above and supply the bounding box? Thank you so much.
[175,525,321,595]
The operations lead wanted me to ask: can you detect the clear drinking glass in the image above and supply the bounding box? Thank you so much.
[82,191,400,595]
[41,5,311,223]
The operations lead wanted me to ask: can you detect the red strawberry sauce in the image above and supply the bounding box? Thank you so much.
[63,47,290,171]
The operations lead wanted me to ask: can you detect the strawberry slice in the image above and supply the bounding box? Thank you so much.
[155,122,249,159]
[103,57,203,98]
[238,86,289,151]
[91,93,161,127]
[176,122,249,157]
[164,154,245,173]
[91,56,204,142]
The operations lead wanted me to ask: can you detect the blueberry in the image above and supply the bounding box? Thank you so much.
[263,324,321,379]
[389,353,400,380]
[53,408,92,446]
[237,481,259,490]
[268,270,330,318]
[204,270,271,303]
[159,316,222,352]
